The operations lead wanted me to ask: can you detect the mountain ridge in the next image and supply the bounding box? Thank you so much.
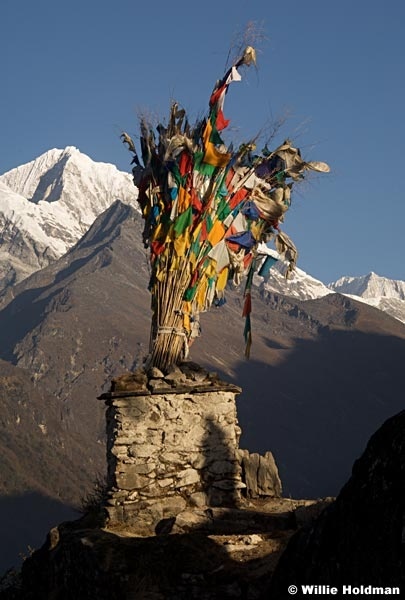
[1,149,405,499]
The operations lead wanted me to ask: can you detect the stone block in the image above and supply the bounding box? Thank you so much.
[157,477,174,488]
[162,431,186,449]
[116,470,150,491]
[128,443,159,458]
[212,479,246,490]
[164,365,188,383]
[125,430,147,445]
[145,428,164,445]
[129,462,156,475]
[159,451,192,467]
[188,492,208,508]
[257,451,282,496]
[186,423,207,444]
[176,468,201,487]
[112,397,150,412]
[191,454,207,470]
[144,409,164,428]
[114,406,144,418]
[172,509,213,532]
[159,496,187,517]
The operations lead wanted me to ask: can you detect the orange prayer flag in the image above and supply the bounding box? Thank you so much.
[177,186,191,212]
[202,120,231,168]
[207,220,225,246]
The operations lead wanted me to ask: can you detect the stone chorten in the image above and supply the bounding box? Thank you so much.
[99,362,247,535]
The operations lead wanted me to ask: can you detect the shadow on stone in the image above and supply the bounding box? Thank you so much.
[200,416,243,508]
[16,524,242,600]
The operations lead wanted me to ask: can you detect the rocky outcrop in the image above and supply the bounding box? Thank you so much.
[238,449,282,498]
[267,410,405,597]
[10,497,326,600]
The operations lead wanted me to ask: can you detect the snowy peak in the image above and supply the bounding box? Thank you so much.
[0,146,137,224]
[329,272,405,301]
[258,262,332,301]
[253,243,332,301]
[328,272,405,325]
[259,263,405,325]
[0,147,74,203]
[0,147,138,291]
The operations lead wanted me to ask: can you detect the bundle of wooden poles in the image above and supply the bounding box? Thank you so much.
[148,260,191,371]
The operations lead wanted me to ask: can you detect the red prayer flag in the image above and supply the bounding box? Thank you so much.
[242,293,252,317]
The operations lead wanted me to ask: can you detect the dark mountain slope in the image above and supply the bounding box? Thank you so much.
[0,202,150,461]
[191,289,405,497]
[267,410,405,596]
[0,359,88,500]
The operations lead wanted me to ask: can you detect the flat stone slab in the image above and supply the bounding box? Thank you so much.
[98,363,242,400]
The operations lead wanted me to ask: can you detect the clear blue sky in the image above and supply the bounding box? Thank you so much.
[1,0,404,284]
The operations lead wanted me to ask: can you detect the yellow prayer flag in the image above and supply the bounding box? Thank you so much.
[204,262,217,279]
[207,220,225,246]
[195,277,208,309]
[173,230,190,257]
[216,267,229,291]
[151,222,164,241]
[193,222,202,241]
[183,313,191,332]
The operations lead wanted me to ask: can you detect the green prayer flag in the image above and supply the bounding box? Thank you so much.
[194,151,217,177]
[173,206,193,236]
[170,163,187,188]
[190,230,201,256]
[216,197,232,221]
[184,284,198,301]
[206,214,213,232]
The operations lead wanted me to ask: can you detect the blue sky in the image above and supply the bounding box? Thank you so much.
[1,0,404,284]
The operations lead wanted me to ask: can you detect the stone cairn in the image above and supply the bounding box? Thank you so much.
[99,361,281,535]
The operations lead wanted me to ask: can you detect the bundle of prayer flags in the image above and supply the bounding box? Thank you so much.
[122,47,330,369]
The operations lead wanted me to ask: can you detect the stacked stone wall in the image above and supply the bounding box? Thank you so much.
[101,365,244,533]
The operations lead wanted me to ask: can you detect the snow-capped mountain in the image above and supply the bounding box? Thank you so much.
[0,147,137,290]
[328,272,405,324]
[329,272,405,300]
[258,254,405,324]
[252,242,332,301]
[258,263,332,301]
